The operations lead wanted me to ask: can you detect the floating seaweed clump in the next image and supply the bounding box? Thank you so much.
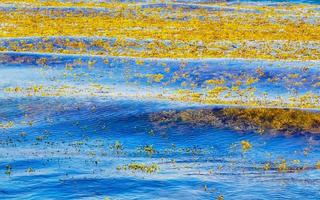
[137,145,157,156]
[241,140,252,152]
[117,162,159,174]
[0,121,14,129]
[150,107,320,135]
[316,161,320,169]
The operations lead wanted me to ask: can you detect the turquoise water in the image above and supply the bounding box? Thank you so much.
[0,52,319,199]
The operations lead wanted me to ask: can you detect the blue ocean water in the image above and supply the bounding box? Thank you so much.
[0,97,319,199]
[0,52,319,199]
